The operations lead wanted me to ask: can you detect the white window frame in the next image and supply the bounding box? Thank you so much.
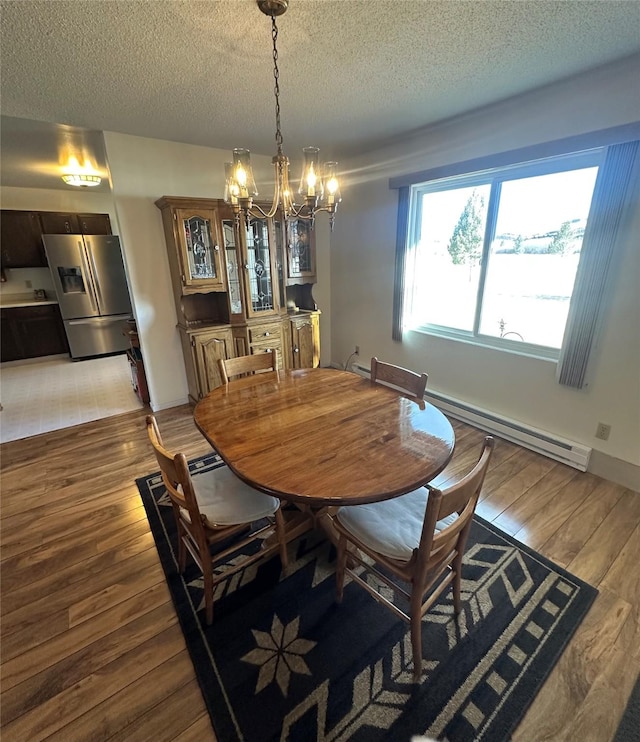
[404,148,604,361]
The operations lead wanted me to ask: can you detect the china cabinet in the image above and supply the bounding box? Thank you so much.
[156,196,321,403]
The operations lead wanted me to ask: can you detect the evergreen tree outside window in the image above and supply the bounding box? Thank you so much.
[447,190,485,270]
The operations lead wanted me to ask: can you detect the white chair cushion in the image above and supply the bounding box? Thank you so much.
[336,487,458,561]
[181,466,279,527]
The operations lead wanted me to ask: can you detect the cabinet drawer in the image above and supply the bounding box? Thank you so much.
[251,339,284,368]
[248,322,281,343]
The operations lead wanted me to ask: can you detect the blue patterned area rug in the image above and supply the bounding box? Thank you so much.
[137,453,597,742]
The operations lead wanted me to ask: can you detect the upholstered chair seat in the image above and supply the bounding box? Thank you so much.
[336,489,458,561]
[180,467,280,527]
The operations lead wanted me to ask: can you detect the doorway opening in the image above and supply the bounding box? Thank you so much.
[0,353,143,444]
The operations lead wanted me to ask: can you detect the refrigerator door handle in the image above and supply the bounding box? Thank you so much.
[79,240,99,314]
[84,239,105,313]
[67,314,131,326]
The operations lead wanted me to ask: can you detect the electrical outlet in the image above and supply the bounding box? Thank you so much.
[595,422,611,441]
[25,280,32,289]
[354,345,360,355]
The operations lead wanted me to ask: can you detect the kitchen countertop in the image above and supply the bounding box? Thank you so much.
[0,293,59,309]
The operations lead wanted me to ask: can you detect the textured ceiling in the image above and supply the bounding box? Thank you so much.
[1,0,640,189]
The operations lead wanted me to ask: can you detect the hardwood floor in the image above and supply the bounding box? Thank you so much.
[1,405,638,741]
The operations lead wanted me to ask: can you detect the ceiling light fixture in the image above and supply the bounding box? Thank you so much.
[61,173,102,187]
[224,0,341,229]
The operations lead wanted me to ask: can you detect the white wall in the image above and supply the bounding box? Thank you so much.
[102,132,332,410]
[331,55,640,474]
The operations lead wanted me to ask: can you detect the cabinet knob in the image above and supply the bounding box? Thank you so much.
[264,331,270,337]
[213,244,220,252]
[264,348,272,353]
[293,346,299,353]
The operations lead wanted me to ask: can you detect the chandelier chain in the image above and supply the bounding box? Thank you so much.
[271,15,284,156]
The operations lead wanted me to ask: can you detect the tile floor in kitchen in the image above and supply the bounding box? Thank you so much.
[0,353,144,444]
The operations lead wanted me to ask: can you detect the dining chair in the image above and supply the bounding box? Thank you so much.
[145,414,288,625]
[370,356,428,400]
[334,436,494,681]
[218,349,278,384]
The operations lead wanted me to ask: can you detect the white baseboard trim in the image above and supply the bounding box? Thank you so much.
[588,451,640,492]
[151,396,189,412]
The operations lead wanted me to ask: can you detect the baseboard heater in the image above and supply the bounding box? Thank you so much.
[351,362,591,471]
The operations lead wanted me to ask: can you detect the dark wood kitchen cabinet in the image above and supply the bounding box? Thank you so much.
[39,211,112,236]
[1,210,112,269]
[0,305,69,362]
[0,311,21,361]
[0,211,47,268]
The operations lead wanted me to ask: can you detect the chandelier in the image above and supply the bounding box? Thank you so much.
[224,0,341,229]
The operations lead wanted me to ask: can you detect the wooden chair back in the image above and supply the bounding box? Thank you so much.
[145,413,290,625]
[370,356,428,400]
[218,349,278,384]
[418,436,494,574]
[334,435,494,681]
[145,415,204,537]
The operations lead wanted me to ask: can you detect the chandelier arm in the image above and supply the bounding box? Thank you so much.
[260,158,282,219]
[289,203,311,219]
[248,202,270,219]
[263,201,280,219]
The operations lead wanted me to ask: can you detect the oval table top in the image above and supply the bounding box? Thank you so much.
[193,367,455,507]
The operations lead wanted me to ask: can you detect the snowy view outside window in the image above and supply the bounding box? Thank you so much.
[406,154,600,353]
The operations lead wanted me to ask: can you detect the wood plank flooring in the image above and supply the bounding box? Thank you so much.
[1,405,638,741]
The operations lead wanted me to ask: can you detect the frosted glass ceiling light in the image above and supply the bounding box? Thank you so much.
[61,173,102,187]
[224,0,342,229]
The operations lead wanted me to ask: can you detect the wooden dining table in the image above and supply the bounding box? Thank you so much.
[193,367,455,513]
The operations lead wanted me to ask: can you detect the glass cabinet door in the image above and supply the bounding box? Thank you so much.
[176,209,225,290]
[286,219,315,281]
[244,217,277,316]
[222,219,243,316]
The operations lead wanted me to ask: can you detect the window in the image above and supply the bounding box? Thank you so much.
[403,150,602,359]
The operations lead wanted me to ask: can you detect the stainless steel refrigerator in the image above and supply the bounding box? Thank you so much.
[42,234,133,359]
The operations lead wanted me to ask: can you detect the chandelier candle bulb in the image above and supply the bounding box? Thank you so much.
[224,163,239,205]
[306,168,316,197]
[231,148,257,201]
[322,162,341,207]
[300,147,321,199]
